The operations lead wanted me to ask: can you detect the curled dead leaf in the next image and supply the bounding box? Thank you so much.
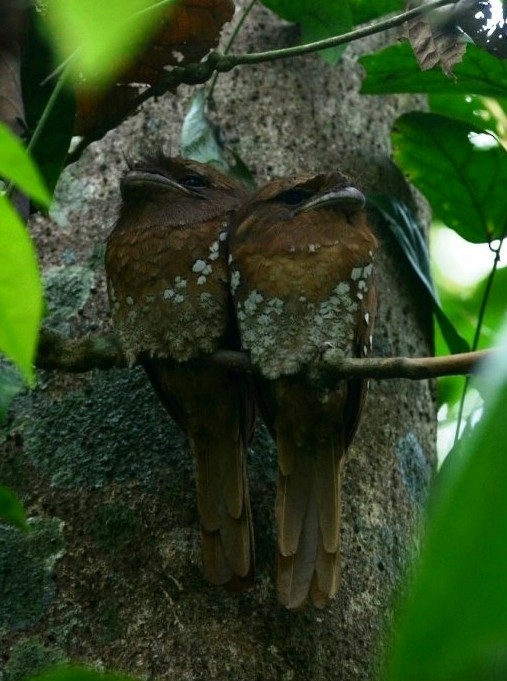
[405,2,466,76]
[74,84,141,136]
[119,0,236,84]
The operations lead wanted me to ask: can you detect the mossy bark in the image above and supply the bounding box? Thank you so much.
[0,4,435,680]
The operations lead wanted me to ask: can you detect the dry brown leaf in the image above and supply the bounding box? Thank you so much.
[405,1,466,76]
[74,84,142,136]
[119,0,236,85]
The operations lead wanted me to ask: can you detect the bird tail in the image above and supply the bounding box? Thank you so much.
[191,417,255,590]
[276,431,344,609]
[142,359,255,590]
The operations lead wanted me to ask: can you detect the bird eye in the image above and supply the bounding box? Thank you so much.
[279,188,311,206]
[181,175,207,188]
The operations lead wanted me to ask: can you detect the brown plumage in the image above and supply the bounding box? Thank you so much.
[105,154,255,589]
[229,172,378,609]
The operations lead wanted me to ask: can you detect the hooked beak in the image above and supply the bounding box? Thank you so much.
[120,171,197,199]
[297,186,365,213]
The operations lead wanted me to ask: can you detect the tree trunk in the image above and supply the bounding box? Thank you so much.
[0,5,435,680]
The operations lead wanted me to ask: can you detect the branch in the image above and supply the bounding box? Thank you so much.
[66,0,453,164]
[36,327,494,380]
[36,327,126,372]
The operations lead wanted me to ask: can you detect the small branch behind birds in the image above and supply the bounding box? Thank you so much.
[36,326,495,380]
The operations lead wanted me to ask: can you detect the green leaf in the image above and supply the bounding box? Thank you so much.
[181,91,256,189]
[0,195,43,383]
[0,485,28,531]
[21,8,76,199]
[350,0,403,25]
[438,266,507,352]
[367,196,469,353]
[0,124,50,206]
[44,0,173,84]
[360,42,507,98]
[392,112,507,243]
[30,665,139,681]
[260,0,353,64]
[384,341,507,681]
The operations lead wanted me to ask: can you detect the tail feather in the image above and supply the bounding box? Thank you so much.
[276,434,343,609]
[276,436,312,556]
[200,530,233,586]
[194,434,254,586]
[141,359,255,589]
[315,439,343,553]
[312,537,341,605]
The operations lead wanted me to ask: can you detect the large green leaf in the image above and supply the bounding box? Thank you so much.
[44,0,172,84]
[0,485,28,531]
[260,0,353,64]
[368,195,468,353]
[21,8,76,199]
[361,42,507,97]
[0,124,50,206]
[392,112,507,243]
[384,339,507,681]
[350,0,403,25]
[0,195,43,383]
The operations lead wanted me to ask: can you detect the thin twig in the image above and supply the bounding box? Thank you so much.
[215,0,451,69]
[36,326,495,379]
[207,0,258,104]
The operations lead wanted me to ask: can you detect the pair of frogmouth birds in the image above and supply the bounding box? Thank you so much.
[105,153,378,610]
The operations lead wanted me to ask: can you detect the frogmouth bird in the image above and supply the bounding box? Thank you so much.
[105,154,254,589]
[229,172,378,609]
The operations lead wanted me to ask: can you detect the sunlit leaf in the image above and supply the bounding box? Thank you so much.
[367,195,469,353]
[429,94,507,143]
[0,485,28,531]
[0,124,50,206]
[0,195,43,383]
[384,339,507,681]
[45,0,173,84]
[260,0,353,64]
[392,112,507,243]
[360,42,507,97]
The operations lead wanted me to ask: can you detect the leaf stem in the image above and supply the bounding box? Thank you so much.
[454,231,506,444]
[207,0,258,104]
